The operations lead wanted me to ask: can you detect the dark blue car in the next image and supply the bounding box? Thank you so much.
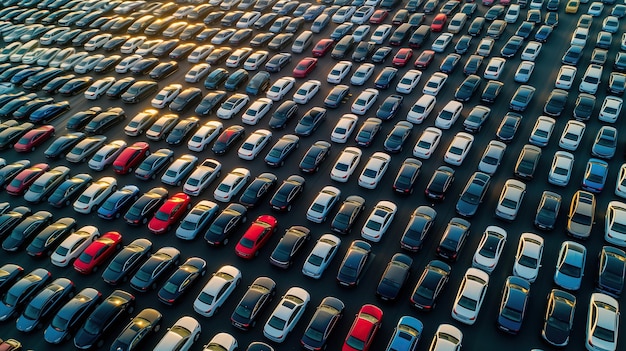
[497,276,530,334]
[29,101,71,124]
[97,185,141,220]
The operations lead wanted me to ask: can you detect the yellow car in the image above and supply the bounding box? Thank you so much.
[566,0,580,13]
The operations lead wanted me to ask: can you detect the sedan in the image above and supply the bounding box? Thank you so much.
[451,268,489,325]
[337,240,371,287]
[549,151,574,187]
[72,176,117,214]
[193,265,241,318]
[293,80,321,105]
[343,304,382,351]
[586,293,619,351]
[361,200,396,242]
[242,98,273,126]
[509,85,536,111]
[135,148,174,181]
[153,316,201,351]
[269,226,311,268]
[300,297,344,351]
[410,260,450,311]
[238,129,272,161]
[302,233,342,279]
[216,94,250,120]
[175,200,219,241]
[478,140,506,175]
[582,158,609,193]
[396,69,422,94]
[495,179,526,221]
[72,231,122,275]
[292,57,317,78]
[376,253,412,301]
[235,215,278,259]
[266,77,296,102]
[96,185,140,220]
[422,72,448,96]
[597,245,625,297]
[456,172,491,218]
[263,287,310,343]
[554,241,587,291]
[592,126,618,159]
[157,257,207,305]
[444,132,474,166]
[213,167,250,202]
[497,276,530,334]
[351,88,379,115]
[375,94,403,120]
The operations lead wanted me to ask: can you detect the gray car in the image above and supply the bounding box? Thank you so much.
[591,126,617,159]
[456,172,491,218]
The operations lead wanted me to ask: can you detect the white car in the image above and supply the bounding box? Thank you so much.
[202,333,238,351]
[358,152,391,189]
[263,287,310,343]
[529,116,556,147]
[605,201,626,247]
[351,88,379,115]
[370,24,392,44]
[242,98,273,125]
[351,5,375,24]
[430,324,463,350]
[558,120,586,151]
[615,165,626,200]
[115,54,142,73]
[183,159,222,196]
[413,127,442,159]
[361,200,397,242]
[451,268,489,325]
[513,233,544,283]
[520,41,542,61]
[162,154,199,187]
[236,11,261,28]
[120,37,146,54]
[350,63,375,86]
[266,77,296,101]
[478,140,506,175]
[83,77,116,100]
[185,63,211,83]
[586,293,619,351]
[570,27,589,47]
[423,72,448,96]
[444,132,474,166]
[495,179,526,221]
[432,32,454,52]
[73,177,117,214]
[555,65,577,90]
[193,265,242,317]
[472,226,507,274]
[237,129,272,160]
[396,69,422,94]
[407,94,436,124]
[332,5,356,23]
[579,64,603,94]
[293,80,321,104]
[153,316,201,351]
[74,54,104,74]
[587,1,604,16]
[448,13,467,33]
[330,147,362,182]
[225,47,253,68]
[188,44,214,63]
[475,38,495,57]
[151,84,183,109]
[213,167,250,202]
[435,100,463,129]
[484,57,506,80]
[602,15,619,33]
[327,61,352,84]
[243,50,268,71]
[88,140,127,171]
[302,234,341,278]
[331,114,359,143]
[211,29,236,45]
[306,186,341,223]
[188,121,223,152]
[549,151,574,186]
[505,4,521,23]
[216,93,250,119]
[50,226,99,267]
[514,61,535,83]
[352,25,370,42]
[84,33,112,51]
[599,96,623,123]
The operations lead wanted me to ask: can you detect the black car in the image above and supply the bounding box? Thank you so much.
[337,240,371,287]
[371,46,393,63]
[144,16,176,36]
[93,55,122,74]
[267,33,293,51]
[124,187,169,226]
[295,107,326,136]
[149,61,178,80]
[269,226,311,268]
[410,260,451,311]
[29,101,71,124]
[264,134,299,167]
[573,93,595,121]
[0,94,39,119]
[265,53,291,73]
[0,268,50,322]
[514,21,534,39]
[130,58,160,75]
[534,191,561,231]
[541,289,576,347]
[58,77,94,96]
[2,210,52,252]
[436,217,471,262]
[206,47,233,65]
[455,172,491,218]
[230,276,276,330]
[42,74,75,94]
[0,122,33,149]
[224,68,249,91]
[239,173,277,208]
[269,175,305,212]
[134,149,174,181]
[110,308,162,351]
[83,107,125,135]
[205,203,247,246]
[463,55,483,75]
[376,94,403,120]
[425,166,455,200]
[73,290,135,350]
[269,100,298,129]
[25,217,75,258]
[169,43,196,60]
[65,107,102,131]
[400,206,436,252]
[0,263,23,294]
[102,36,130,51]
[454,35,472,54]
[496,112,522,143]
[328,195,365,235]
[15,277,75,333]
[102,238,152,286]
[299,140,331,173]
[500,35,524,58]
[324,84,350,109]
[157,257,206,305]
[12,97,55,120]
[355,117,382,147]
[440,53,461,74]
[481,80,504,103]
[393,158,422,195]
[246,71,270,96]
[544,89,569,117]
[351,41,375,62]
[106,77,136,99]
[376,253,412,301]
[300,297,344,350]
[212,125,245,155]
[195,91,228,116]
[166,116,199,145]
[22,67,63,91]
[608,72,626,95]
[0,159,29,188]
[129,247,180,292]
[121,81,159,104]
[47,173,92,208]
[455,74,481,102]
[561,45,583,65]
[43,287,101,344]
[597,246,625,297]
[409,25,431,48]
[374,67,398,89]
[383,121,412,153]
[514,144,542,180]
[169,88,202,113]
[204,68,229,90]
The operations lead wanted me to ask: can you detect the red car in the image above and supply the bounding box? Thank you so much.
[292,57,318,78]
[342,304,383,351]
[147,192,191,234]
[73,231,122,274]
[369,9,388,24]
[13,125,55,152]
[414,50,436,69]
[392,48,413,67]
[431,13,447,32]
[112,141,150,175]
[312,39,334,58]
[5,163,50,196]
[234,215,278,259]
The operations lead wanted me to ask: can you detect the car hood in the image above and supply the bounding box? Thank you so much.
[567,220,591,238]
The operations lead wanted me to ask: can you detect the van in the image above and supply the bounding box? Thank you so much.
[311,14,330,33]
[292,31,313,54]
[389,23,413,46]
